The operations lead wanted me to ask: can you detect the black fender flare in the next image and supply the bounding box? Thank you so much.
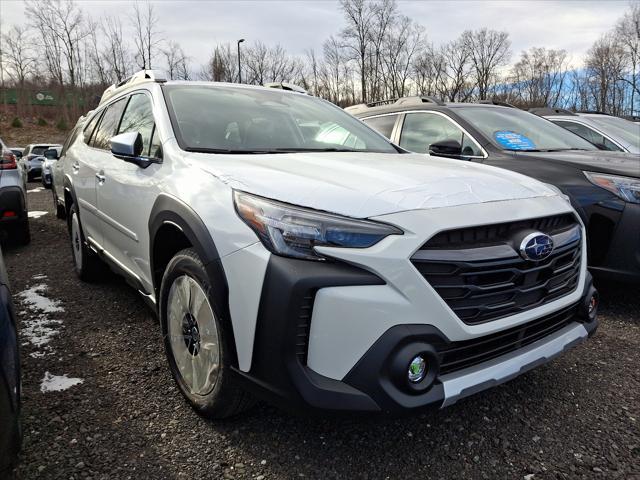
[62,176,79,216]
[148,194,238,366]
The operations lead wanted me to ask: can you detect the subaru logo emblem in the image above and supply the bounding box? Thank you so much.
[519,232,554,261]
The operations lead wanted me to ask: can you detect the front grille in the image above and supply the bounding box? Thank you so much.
[412,215,581,325]
[437,303,578,375]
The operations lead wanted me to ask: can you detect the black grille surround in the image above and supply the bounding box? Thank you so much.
[412,214,582,325]
[436,303,579,375]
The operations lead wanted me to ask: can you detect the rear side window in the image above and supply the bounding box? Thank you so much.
[117,93,160,157]
[362,115,398,139]
[91,99,127,150]
[553,121,622,151]
[83,112,103,144]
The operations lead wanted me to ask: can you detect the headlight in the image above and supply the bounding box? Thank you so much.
[584,172,640,204]
[233,190,403,261]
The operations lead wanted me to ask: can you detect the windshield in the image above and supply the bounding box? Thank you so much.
[164,85,397,154]
[587,116,640,150]
[31,146,48,156]
[455,107,597,152]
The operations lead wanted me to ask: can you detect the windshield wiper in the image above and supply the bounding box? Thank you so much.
[271,147,359,153]
[185,147,275,154]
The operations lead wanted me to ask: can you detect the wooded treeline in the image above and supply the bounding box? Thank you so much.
[1,0,638,121]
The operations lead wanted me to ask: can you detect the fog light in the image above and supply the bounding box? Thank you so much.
[588,293,598,316]
[408,355,427,383]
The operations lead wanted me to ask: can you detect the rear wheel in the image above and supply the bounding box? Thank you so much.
[68,204,101,281]
[160,248,253,419]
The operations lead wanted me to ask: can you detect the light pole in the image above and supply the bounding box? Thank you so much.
[237,38,245,83]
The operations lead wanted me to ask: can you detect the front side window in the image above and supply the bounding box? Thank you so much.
[455,107,597,152]
[362,115,398,139]
[553,120,622,151]
[83,112,103,144]
[399,112,483,156]
[163,85,397,154]
[118,93,160,157]
[91,98,127,150]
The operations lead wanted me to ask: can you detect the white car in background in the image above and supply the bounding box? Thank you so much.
[531,108,640,154]
[54,70,599,418]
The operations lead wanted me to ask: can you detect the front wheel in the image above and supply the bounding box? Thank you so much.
[160,248,253,419]
[68,204,101,281]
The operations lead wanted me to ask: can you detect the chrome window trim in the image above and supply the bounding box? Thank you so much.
[362,110,488,159]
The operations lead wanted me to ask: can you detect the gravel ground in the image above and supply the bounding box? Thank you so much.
[3,186,639,480]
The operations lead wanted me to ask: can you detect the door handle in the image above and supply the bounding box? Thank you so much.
[72,161,80,172]
[96,173,106,184]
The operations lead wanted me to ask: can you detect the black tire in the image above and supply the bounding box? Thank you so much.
[11,220,30,246]
[67,204,101,281]
[160,248,254,419]
[52,187,65,219]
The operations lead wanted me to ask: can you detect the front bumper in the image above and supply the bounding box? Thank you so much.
[234,256,597,413]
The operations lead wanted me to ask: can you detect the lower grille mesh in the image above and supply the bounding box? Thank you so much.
[437,303,579,375]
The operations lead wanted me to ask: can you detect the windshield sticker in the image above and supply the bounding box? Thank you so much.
[494,131,536,150]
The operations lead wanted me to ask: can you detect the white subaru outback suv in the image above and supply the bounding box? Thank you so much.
[54,71,598,418]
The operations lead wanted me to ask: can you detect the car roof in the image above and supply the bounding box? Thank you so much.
[350,98,514,118]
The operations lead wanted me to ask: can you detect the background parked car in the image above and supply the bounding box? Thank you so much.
[9,148,23,161]
[530,108,640,154]
[0,246,21,475]
[41,146,62,189]
[348,97,640,283]
[19,144,62,181]
[0,137,30,245]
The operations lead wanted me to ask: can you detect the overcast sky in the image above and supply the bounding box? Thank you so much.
[0,0,633,68]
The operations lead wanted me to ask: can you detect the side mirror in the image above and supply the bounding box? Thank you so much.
[429,140,463,157]
[44,148,59,160]
[110,132,160,168]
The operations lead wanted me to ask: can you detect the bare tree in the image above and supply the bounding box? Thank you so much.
[102,16,131,83]
[440,37,474,101]
[585,33,628,114]
[26,0,89,88]
[615,3,640,114]
[131,2,161,69]
[2,26,36,87]
[339,0,375,102]
[380,16,425,98]
[509,47,570,107]
[200,44,238,82]
[462,28,511,99]
[162,41,190,80]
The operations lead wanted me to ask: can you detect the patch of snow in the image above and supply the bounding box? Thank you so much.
[32,274,47,280]
[28,210,48,219]
[27,187,45,193]
[40,372,84,393]
[17,283,64,313]
[21,315,62,348]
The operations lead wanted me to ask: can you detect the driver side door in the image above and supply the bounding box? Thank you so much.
[397,112,485,159]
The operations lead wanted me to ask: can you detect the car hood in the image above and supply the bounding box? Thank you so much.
[186,152,557,218]
[513,150,640,178]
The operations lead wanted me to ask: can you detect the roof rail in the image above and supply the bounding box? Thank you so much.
[344,95,445,114]
[395,95,446,106]
[263,82,308,94]
[99,70,167,105]
[529,107,577,116]
[577,110,609,115]
[477,99,516,108]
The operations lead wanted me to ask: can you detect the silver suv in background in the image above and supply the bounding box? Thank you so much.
[0,137,30,245]
[531,108,640,154]
[20,143,62,180]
